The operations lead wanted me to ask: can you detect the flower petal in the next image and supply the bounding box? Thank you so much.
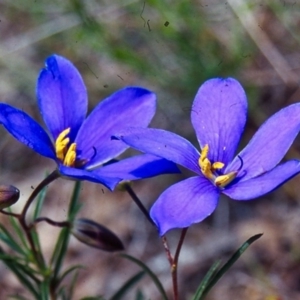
[150,176,219,235]
[76,87,156,168]
[223,160,300,200]
[37,55,87,141]
[191,78,247,165]
[227,103,300,180]
[59,165,121,191]
[98,154,180,180]
[0,104,55,159]
[113,128,201,174]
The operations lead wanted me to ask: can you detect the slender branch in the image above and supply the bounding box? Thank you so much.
[174,228,188,265]
[0,210,20,218]
[123,183,155,226]
[21,170,60,225]
[161,229,188,300]
[29,217,70,230]
[19,169,60,268]
[172,228,188,300]
[161,235,173,266]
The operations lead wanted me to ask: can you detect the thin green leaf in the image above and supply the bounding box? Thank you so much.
[58,264,84,283]
[191,260,221,300]
[66,268,80,300]
[33,181,48,219]
[120,254,168,300]
[50,182,81,292]
[135,289,145,300]
[8,211,28,248]
[0,252,41,284]
[201,233,263,298]
[9,295,31,300]
[0,223,26,255]
[30,228,46,268]
[39,280,50,300]
[2,258,39,298]
[80,297,106,300]
[110,271,145,300]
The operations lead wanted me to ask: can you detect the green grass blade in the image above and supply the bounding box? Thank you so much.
[1,256,39,298]
[8,211,28,248]
[39,280,50,300]
[50,181,81,290]
[33,181,48,219]
[0,223,26,255]
[58,264,84,283]
[0,252,41,284]
[135,289,145,300]
[30,228,46,268]
[109,271,145,300]
[120,253,168,300]
[191,260,221,300]
[201,233,263,298]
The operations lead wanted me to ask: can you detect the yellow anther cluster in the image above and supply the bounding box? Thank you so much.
[55,128,77,167]
[198,144,237,188]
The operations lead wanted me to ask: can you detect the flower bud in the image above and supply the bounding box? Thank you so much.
[71,218,124,252]
[0,184,20,210]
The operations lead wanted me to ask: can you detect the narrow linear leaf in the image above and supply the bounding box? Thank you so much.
[67,269,80,300]
[30,229,46,268]
[201,233,263,298]
[9,295,31,300]
[50,181,81,292]
[2,259,39,298]
[0,253,41,281]
[58,265,84,283]
[192,260,221,300]
[135,289,145,300]
[110,271,145,300]
[3,259,40,284]
[39,280,50,300]
[120,254,168,300]
[8,212,28,248]
[0,223,26,255]
[33,181,48,219]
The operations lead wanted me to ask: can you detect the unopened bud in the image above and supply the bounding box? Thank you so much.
[72,218,124,252]
[0,185,19,210]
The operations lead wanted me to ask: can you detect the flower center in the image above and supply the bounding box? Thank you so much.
[55,128,77,167]
[198,144,238,188]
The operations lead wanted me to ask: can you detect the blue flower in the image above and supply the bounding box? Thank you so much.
[113,78,300,235]
[0,55,179,190]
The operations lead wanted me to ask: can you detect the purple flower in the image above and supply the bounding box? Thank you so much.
[0,55,179,190]
[113,78,300,235]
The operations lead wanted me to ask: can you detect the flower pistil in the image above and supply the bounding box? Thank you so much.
[199,144,237,188]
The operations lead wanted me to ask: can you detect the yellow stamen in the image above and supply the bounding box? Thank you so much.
[198,144,238,188]
[198,144,214,180]
[214,172,238,188]
[55,128,78,167]
[212,162,224,170]
[55,128,71,160]
[63,143,77,167]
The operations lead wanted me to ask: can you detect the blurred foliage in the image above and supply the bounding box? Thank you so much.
[0,0,300,299]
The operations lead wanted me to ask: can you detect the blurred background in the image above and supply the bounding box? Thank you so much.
[0,0,300,299]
